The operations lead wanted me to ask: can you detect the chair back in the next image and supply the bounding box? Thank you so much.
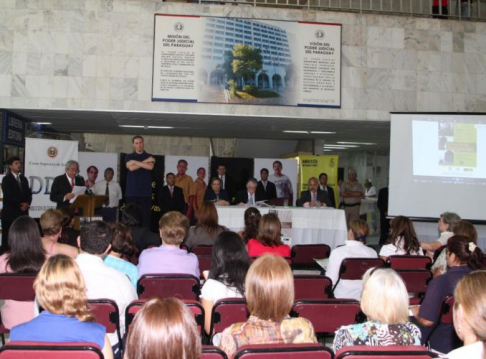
[294,275,333,300]
[425,295,455,347]
[0,274,36,301]
[291,299,364,335]
[202,345,229,359]
[0,342,103,359]
[137,274,201,300]
[88,299,122,346]
[291,244,331,265]
[191,245,214,256]
[234,344,333,359]
[335,345,438,358]
[338,258,385,280]
[396,269,432,305]
[197,255,212,279]
[387,255,431,270]
[124,299,205,336]
[209,298,249,341]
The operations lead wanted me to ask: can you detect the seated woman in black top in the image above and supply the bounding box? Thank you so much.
[204,177,230,206]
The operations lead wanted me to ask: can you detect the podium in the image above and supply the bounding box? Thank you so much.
[71,195,108,229]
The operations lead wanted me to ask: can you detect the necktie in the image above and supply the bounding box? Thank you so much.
[220,176,225,189]
[263,181,267,191]
[170,186,173,197]
[249,194,254,205]
[104,182,109,206]
[311,192,316,202]
[71,177,75,189]
[16,175,22,191]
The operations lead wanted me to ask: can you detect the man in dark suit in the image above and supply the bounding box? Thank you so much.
[297,177,332,207]
[377,185,390,245]
[50,160,86,209]
[215,164,235,203]
[255,168,277,202]
[1,157,32,253]
[159,172,186,216]
[319,172,336,208]
[235,178,258,206]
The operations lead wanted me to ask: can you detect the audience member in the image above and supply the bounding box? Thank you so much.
[40,209,79,258]
[122,203,161,252]
[333,268,421,352]
[184,201,226,249]
[421,212,461,252]
[235,178,259,206]
[379,216,423,260]
[76,220,137,353]
[238,207,261,243]
[104,223,138,289]
[204,177,230,206]
[10,255,113,359]
[58,207,79,248]
[138,211,199,278]
[448,271,486,358]
[431,220,477,277]
[192,167,207,217]
[318,172,336,208]
[124,297,201,359]
[93,167,122,223]
[0,216,45,329]
[325,219,377,300]
[247,213,291,258]
[412,235,483,353]
[219,255,317,358]
[255,168,277,202]
[201,232,250,339]
[1,156,32,254]
[340,168,363,226]
[174,159,194,205]
[159,172,186,216]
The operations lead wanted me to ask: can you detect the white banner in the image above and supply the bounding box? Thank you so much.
[254,158,298,206]
[25,139,78,218]
[79,152,119,184]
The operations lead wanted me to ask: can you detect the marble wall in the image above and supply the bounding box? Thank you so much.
[1,0,486,122]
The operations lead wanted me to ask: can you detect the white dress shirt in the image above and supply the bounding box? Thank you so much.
[93,180,122,208]
[379,237,424,258]
[325,240,377,300]
[76,253,138,346]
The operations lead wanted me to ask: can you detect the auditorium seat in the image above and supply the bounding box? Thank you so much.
[386,255,432,270]
[291,244,331,271]
[0,342,103,358]
[395,269,432,305]
[294,275,333,300]
[137,273,201,300]
[87,299,122,350]
[234,344,333,358]
[191,245,214,255]
[425,295,455,348]
[196,254,212,279]
[335,345,438,358]
[209,298,249,344]
[332,258,384,296]
[202,345,229,359]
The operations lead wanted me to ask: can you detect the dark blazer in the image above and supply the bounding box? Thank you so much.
[211,175,235,201]
[204,188,229,202]
[235,189,258,205]
[1,173,32,221]
[159,185,185,216]
[50,174,86,209]
[131,226,161,252]
[377,186,390,245]
[255,180,277,202]
[296,189,332,207]
[320,185,336,208]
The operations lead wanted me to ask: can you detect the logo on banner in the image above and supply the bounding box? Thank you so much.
[315,29,325,39]
[47,147,58,158]
[174,22,184,32]
[329,158,335,168]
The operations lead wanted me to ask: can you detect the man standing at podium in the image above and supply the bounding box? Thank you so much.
[50,160,85,209]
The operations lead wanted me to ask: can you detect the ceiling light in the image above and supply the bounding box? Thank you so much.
[310,131,336,134]
[119,125,144,128]
[283,130,308,134]
[337,141,376,145]
[324,144,359,148]
[323,147,348,150]
[119,125,174,129]
[33,122,52,125]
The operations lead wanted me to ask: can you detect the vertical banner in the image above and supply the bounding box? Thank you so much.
[298,155,339,204]
[254,158,298,206]
[25,139,78,218]
[152,15,341,108]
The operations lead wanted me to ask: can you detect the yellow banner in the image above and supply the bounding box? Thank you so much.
[297,155,339,207]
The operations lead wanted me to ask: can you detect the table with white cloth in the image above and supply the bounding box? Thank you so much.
[216,206,347,250]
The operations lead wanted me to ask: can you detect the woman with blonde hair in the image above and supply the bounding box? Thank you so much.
[184,201,226,249]
[125,297,201,359]
[247,213,291,257]
[333,268,421,352]
[448,271,486,358]
[40,209,79,258]
[10,255,113,359]
[325,219,377,300]
[219,254,317,358]
[379,216,423,260]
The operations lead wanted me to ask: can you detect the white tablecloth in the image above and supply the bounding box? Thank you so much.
[216,206,347,250]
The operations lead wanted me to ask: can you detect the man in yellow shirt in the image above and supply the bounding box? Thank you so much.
[174,159,194,206]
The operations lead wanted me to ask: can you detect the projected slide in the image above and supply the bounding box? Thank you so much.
[412,117,486,184]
